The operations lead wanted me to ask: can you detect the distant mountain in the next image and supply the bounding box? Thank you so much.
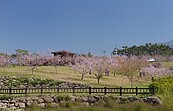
[161,40,173,48]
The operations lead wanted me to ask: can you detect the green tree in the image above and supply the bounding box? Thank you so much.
[15,49,29,56]
[115,43,173,56]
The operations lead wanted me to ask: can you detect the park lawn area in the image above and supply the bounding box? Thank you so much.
[161,62,173,68]
[0,66,151,88]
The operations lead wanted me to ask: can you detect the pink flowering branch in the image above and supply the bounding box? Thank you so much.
[0,55,10,72]
[71,56,91,80]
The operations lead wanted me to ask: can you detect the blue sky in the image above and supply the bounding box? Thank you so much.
[0,0,173,55]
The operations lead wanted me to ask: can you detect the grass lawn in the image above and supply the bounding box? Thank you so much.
[0,66,151,87]
[161,62,173,68]
[0,63,173,111]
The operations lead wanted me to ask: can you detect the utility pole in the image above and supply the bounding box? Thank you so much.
[112,43,118,56]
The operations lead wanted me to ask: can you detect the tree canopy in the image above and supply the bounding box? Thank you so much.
[114,43,173,56]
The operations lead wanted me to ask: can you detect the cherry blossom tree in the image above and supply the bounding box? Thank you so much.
[71,56,107,84]
[51,55,61,74]
[16,54,26,66]
[142,65,173,77]
[24,54,40,74]
[116,56,148,87]
[16,53,42,74]
[0,55,10,72]
[109,56,122,77]
[71,56,92,80]
[90,57,107,84]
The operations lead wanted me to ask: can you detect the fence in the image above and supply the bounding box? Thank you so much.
[0,87,155,96]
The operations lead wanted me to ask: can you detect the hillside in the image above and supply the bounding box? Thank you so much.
[0,66,149,88]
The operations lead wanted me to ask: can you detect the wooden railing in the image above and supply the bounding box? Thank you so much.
[0,87,155,96]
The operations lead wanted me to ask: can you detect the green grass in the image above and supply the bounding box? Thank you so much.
[0,66,151,88]
[161,62,173,68]
[1,61,172,88]
[0,63,173,111]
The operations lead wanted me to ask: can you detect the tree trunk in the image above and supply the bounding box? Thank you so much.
[32,68,34,75]
[81,74,84,80]
[55,65,58,74]
[3,67,5,72]
[20,65,22,74]
[130,76,133,88]
[97,78,100,84]
[121,76,124,87]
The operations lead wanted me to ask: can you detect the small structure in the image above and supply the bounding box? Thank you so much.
[147,58,155,62]
[51,50,76,57]
[51,50,76,65]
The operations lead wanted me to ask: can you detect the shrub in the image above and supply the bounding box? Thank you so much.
[103,97,115,108]
[42,79,54,85]
[12,81,21,87]
[56,95,65,101]
[149,76,173,95]
[66,101,74,108]
[56,95,71,101]
[64,95,71,101]
[29,80,40,87]
[60,101,67,108]
[0,95,12,100]
[19,77,29,83]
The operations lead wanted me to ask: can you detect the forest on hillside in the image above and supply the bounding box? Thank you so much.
[113,43,173,56]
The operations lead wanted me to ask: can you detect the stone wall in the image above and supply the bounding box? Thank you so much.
[0,95,162,110]
[0,76,92,88]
